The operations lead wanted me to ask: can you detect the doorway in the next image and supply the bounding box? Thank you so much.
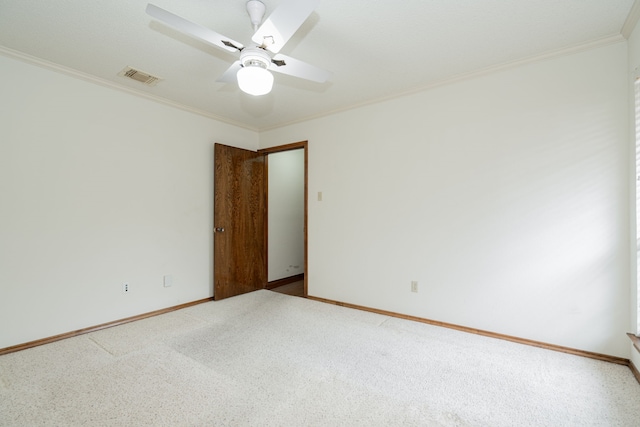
[259,141,308,297]
[213,141,308,300]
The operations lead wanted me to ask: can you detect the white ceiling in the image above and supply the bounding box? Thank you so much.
[0,0,637,131]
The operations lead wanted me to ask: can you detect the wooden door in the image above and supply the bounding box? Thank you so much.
[214,143,266,300]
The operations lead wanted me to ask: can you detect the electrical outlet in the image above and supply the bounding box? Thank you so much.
[411,281,418,293]
[123,282,129,293]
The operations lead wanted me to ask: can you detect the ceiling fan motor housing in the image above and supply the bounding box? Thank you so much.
[240,47,271,69]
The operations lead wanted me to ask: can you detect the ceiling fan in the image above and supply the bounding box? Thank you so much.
[146,0,331,96]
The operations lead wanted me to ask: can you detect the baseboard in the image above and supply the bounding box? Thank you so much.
[308,295,630,366]
[265,274,304,290]
[630,360,640,385]
[0,297,214,356]
[628,333,640,385]
[4,292,636,384]
[628,332,640,353]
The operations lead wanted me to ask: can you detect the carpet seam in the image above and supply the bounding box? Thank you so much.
[87,336,118,357]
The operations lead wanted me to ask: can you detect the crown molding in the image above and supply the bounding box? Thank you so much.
[0,46,259,132]
[260,35,627,132]
[622,0,640,39]
[0,33,627,135]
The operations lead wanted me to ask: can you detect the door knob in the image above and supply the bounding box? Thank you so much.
[215,227,225,233]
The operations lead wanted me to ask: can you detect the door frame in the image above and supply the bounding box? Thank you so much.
[258,141,308,297]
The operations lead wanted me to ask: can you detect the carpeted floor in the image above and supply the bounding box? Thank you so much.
[1,290,639,426]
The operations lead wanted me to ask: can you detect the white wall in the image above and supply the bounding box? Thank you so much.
[628,16,640,355]
[260,42,631,357]
[0,53,257,348]
[267,149,305,282]
[1,39,634,359]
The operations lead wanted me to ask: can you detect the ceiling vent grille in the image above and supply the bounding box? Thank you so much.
[118,66,161,86]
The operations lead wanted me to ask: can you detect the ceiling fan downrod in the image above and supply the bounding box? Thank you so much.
[246,0,266,31]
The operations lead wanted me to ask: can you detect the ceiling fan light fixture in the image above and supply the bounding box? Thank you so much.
[237,47,274,96]
[237,64,274,96]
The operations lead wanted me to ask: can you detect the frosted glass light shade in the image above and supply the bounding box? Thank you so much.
[237,66,274,96]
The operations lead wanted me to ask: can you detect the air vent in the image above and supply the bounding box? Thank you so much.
[118,66,161,86]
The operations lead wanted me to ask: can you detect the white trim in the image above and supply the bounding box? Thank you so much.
[635,77,640,336]
[622,0,640,39]
[260,35,627,131]
[0,35,627,133]
[0,45,258,132]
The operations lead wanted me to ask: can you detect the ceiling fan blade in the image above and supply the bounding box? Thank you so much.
[270,53,331,83]
[146,3,243,53]
[217,61,242,83]
[252,0,319,53]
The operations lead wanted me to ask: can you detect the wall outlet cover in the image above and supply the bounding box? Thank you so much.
[163,275,173,287]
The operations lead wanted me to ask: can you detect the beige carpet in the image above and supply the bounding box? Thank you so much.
[1,290,639,426]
